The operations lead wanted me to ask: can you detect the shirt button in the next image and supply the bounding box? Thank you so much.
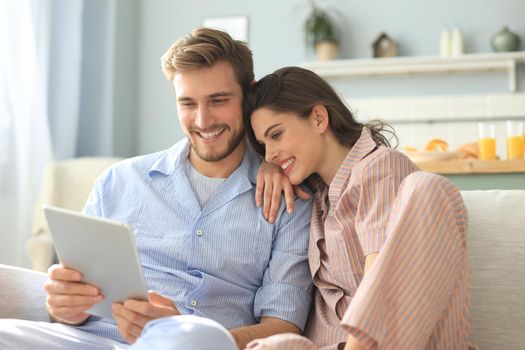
[190,299,197,307]
[196,229,203,237]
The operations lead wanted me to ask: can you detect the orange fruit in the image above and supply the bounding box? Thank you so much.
[403,146,418,152]
[425,139,448,152]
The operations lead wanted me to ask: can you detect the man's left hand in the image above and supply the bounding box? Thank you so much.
[112,291,180,344]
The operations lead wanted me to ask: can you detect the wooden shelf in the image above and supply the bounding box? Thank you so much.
[301,51,525,92]
[415,159,525,174]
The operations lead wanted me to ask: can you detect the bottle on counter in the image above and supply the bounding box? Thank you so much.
[451,27,464,56]
[440,28,451,57]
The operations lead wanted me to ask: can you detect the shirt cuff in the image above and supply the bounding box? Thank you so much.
[357,227,387,256]
[254,283,312,332]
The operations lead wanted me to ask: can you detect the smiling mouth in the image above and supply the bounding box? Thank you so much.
[195,127,227,142]
[280,157,295,171]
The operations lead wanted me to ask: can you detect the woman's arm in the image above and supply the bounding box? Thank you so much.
[255,161,310,223]
[363,253,379,276]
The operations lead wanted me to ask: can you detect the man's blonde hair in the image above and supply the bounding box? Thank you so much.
[161,28,254,92]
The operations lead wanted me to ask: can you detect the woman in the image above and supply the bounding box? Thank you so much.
[245,67,474,350]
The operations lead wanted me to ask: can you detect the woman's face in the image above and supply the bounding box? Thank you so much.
[251,107,324,185]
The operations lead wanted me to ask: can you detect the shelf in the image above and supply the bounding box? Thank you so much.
[415,159,525,174]
[301,51,525,92]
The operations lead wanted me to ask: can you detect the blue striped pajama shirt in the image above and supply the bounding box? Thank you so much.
[0,139,312,349]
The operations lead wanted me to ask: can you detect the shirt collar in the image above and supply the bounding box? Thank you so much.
[147,138,260,185]
[328,127,377,208]
[148,139,190,177]
[227,145,260,186]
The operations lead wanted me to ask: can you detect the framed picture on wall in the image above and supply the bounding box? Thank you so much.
[202,15,249,43]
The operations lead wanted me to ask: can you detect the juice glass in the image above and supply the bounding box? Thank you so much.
[478,122,496,160]
[506,120,524,160]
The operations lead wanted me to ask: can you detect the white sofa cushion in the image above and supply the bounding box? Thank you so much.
[0,264,49,321]
[461,190,525,349]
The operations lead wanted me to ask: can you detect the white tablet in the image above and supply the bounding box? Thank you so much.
[43,205,148,319]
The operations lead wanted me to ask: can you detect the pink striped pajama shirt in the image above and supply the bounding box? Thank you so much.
[247,129,474,350]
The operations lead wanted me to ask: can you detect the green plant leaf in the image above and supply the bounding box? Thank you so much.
[304,6,338,48]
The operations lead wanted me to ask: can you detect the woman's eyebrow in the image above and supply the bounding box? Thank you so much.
[264,123,282,138]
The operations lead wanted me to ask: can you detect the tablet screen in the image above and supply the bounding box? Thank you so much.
[44,205,148,319]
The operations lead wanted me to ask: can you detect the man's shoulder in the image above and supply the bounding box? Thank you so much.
[107,151,165,178]
[100,141,187,184]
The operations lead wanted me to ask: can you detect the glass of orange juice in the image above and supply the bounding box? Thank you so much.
[478,122,496,160]
[506,120,524,160]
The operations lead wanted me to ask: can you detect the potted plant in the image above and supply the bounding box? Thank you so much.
[304,1,339,60]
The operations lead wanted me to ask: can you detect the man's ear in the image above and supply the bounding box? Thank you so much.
[311,105,329,134]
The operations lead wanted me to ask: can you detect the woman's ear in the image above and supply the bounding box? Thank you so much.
[311,105,330,134]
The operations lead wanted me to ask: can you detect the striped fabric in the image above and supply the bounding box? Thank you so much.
[247,129,474,350]
[78,139,312,342]
[341,172,473,350]
[0,138,313,349]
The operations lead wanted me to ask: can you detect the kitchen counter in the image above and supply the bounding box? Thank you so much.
[415,159,525,174]
[414,159,525,190]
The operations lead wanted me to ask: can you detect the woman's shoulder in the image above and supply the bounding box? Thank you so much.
[358,146,416,171]
[335,146,419,202]
[345,147,418,190]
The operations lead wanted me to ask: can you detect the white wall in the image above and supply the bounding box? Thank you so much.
[133,0,525,155]
[75,0,139,159]
[136,0,309,154]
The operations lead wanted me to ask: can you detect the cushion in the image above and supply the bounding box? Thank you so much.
[461,190,525,349]
[0,264,49,321]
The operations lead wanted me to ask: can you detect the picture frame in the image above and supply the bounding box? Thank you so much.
[202,15,249,43]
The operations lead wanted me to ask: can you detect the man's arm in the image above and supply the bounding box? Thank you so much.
[111,298,298,347]
[249,193,313,344]
[230,317,300,349]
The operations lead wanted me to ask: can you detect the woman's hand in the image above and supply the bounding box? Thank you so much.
[256,161,310,224]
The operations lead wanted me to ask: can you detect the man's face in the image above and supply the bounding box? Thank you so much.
[174,61,245,162]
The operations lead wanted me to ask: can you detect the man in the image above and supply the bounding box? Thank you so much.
[0,28,312,350]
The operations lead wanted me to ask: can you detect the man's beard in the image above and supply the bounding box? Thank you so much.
[190,126,245,162]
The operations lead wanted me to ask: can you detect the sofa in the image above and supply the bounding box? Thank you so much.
[1,190,524,349]
[27,157,121,272]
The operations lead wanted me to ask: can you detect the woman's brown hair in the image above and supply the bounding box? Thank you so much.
[245,66,396,156]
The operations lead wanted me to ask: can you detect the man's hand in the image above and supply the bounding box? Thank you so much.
[44,264,103,326]
[232,316,300,349]
[256,161,310,224]
[112,291,180,344]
